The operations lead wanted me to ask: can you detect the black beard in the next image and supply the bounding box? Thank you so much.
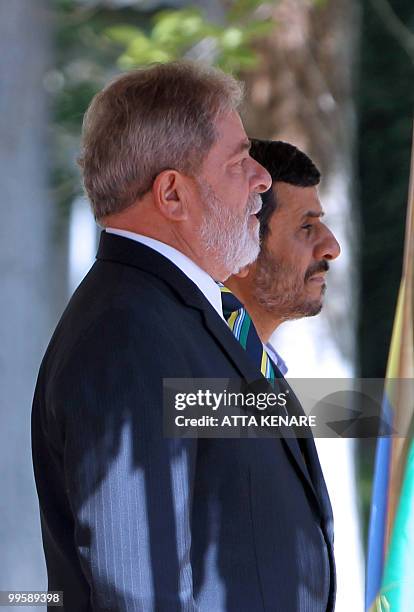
[254,249,325,321]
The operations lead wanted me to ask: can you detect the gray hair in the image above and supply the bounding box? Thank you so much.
[78,61,244,219]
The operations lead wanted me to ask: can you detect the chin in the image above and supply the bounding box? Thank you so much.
[297,297,323,318]
[307,301,323,317]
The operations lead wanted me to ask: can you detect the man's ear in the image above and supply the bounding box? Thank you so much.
[152,170,189,221]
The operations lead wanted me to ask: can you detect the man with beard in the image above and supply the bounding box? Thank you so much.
[32,63,334,612]
[225,138,340,366]
[223,138,340,611]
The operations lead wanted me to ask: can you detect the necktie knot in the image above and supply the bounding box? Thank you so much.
[218,283,275,383]
[219,284,244,318]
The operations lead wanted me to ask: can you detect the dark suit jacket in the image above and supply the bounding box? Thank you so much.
[32,232,335,611]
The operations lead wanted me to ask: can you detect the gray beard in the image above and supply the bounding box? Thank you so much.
[198,181,261,275]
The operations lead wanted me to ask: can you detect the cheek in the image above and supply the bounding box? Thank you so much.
[225,166,251,191]
[285,253,308,286]
[266,239,301,270]
[292,242,313,274]
[212,176,241,201]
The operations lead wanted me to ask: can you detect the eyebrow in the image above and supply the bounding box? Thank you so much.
[301,210,325,221]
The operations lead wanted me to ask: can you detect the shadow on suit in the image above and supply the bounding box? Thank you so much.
[32,232,335,611]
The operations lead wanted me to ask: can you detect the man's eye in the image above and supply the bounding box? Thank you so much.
[301,224,312,232]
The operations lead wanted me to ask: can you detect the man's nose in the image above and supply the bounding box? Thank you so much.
[250,159,272,193]
[315,228,341,261]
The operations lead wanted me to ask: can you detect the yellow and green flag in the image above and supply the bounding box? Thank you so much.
[366,123,414,611]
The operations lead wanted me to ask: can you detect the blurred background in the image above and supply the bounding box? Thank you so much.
[1,0,413,610]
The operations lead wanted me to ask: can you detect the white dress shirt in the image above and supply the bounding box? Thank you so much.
[105,228,224,320]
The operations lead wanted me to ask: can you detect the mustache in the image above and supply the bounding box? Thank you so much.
[247,193,262,215]
[305,260,330,281]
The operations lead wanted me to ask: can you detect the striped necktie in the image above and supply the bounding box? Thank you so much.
[220,285,311,467]
[219,284,276,384]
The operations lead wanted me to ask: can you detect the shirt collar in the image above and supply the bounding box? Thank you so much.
[105,228,224,320]
[264,339,288,376]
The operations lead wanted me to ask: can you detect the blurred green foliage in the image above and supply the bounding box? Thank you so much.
[105,5,272,72]
[51,0,274,211]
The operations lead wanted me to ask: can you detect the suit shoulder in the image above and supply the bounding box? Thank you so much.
[40,262,204,384]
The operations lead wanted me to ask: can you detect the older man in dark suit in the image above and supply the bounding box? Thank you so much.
[32,63,334,611]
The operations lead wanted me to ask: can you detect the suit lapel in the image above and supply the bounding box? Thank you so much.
[97,232,269,382]
[300,434,334,531]
[188,307,324,519]
[96,232,322,516]
[269,357,334,527]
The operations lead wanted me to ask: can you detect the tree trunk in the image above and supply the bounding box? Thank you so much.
[0,0,62,597]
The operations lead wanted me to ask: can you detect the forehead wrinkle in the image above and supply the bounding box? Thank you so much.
[209,137,250,169]
[208,111,248,159]
[228,138,251,157]
[273,183,322,215]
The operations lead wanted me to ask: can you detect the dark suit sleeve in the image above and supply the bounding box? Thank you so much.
[52,309,198,611]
